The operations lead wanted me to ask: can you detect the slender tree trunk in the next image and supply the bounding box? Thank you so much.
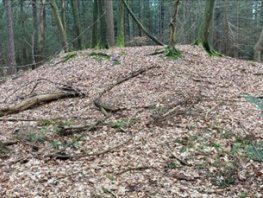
[19,0,27,65]
[126,0,133,40]
[105,0,115,47]
[97,0,107,48]
[3,0,16,74]
[144,0,151,33]
[254,28,263,62]
[49,0,69,52]
[194,0,219,55]
[92,0,98,48]
[138,0,143,36]
[223,0,229,55]
[71,0,83,49]
[169,0,180,47]
[61,0,66,30]
[37,0,46,63]
[197,0,215,43]
[121,0,164,46]
[159,0,164,39]
[117,0,125,47]
[235,0,239,58]
[32,0,45,68]
[32,0,37,67]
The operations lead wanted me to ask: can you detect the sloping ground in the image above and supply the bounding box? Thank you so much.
[0,45,262,197]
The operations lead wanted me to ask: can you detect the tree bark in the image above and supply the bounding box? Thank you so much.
[31,0,45,68]
[32,0,38,67]
[105,0,115,47]
[0,91,83,117]
[97,0,107,48]
[194,0,220,55]
[92,0,98,48]
[3,0,16,74]
[169,0,180,47]
[254,28,263,62]
[117,0,125,47]
[121,0,164,46]
[49,0,69,52]
[37,0,46,64]
[71,0,83,49]
[61,0,66,30]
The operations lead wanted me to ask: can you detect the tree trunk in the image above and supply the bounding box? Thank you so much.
[32,0,45,68]
[254,28,263,62]
[169,0,180,47]
[121,0,164,46]
[97,0,108,48]
[19,0,27,65]
[61,0,66,30]
[194,0,220,56]
[92,0,98,48]
[159,0,164,39]
[32,0,38,67]
[71,0,83,49]
[3,0,16,74]
[37,0,46,64]
[105,0,115,47]
[144,0,151,33]
[49,0,69,52]
[117,0,125,47]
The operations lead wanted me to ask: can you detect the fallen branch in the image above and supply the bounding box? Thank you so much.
[94,66,159,115]
[2,78,76,104]
[116,166,158,175]
[166,143,191,166]
[0,118,38,122]
[85,137,132,157]
[0,89,84,117]
[57,114,111,136]
[45,115,111,159]
[98,66,159,98]
[102,187,119,198]
[51,136,132,160]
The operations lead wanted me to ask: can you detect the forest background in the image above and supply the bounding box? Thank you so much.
[0,0,263,75]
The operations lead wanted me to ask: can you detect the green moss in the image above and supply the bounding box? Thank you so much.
[194,40,222,56]
[89,52,110,62]
[63,51,77,62]
[164,45,182,59]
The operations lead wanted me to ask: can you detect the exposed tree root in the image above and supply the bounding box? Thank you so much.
[194,40,222,56]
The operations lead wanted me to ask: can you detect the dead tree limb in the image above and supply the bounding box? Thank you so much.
[93,66,159,115]
[166,142,191,166]
[0,89,84,117]
[100,66,159,97]
[121,0,164,46]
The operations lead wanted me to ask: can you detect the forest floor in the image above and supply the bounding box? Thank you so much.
[0,45,262,197]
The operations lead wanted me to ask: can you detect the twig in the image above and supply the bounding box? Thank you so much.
[49,137,132,160]
[87,137,132,157]
[0,118,38,122]
[166,142,191,166]
[102,187,119,198]
[116,166,158,175]
[98,65,159,98]
[205,101,225,121]
[45,115,111,159]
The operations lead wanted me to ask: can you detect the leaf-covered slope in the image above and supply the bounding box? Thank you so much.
[0,45,262,197]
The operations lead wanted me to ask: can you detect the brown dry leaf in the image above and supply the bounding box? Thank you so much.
[0,46,262,197]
